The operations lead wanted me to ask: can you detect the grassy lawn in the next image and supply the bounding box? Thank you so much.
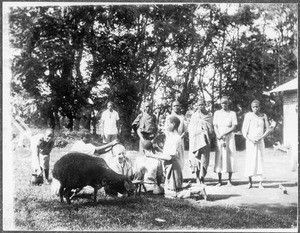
[5,133,298,231]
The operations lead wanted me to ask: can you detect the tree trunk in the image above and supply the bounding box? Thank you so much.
[54,111,61,130]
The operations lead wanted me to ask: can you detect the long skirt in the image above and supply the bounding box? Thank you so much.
[244,139,264,177]
[214,132,236,173]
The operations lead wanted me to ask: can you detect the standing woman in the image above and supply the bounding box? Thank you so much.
[188,99,213,185]
[213,96,237,186]
[242,100,271,189]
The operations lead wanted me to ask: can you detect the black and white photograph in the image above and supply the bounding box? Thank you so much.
[2,1,298,231]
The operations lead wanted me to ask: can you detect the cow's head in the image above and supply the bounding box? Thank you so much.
[102,177,135,197]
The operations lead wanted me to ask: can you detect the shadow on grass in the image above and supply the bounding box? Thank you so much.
[183,178,298,188]
[240,202,297,226]
[15,192,297,230]
[207,194,240,202]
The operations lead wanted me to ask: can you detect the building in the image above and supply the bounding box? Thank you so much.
[269,78,298,170]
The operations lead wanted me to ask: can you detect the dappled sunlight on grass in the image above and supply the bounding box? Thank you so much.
[13,182,296,230]
[9,138,298,230]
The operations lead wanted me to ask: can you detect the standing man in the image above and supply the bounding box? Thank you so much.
[100,101,120,143]
[133,101,158,153]
[164,100,188,168]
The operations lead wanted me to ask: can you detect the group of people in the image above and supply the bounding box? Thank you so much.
[30,96,273,200]
[186,96,272,189]
[130,96,273,194]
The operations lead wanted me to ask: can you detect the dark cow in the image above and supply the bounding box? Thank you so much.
[52,152,135,204]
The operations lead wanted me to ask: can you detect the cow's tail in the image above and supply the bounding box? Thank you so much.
[51,178,61,196]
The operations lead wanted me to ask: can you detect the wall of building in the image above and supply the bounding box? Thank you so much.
[282,91,298,165]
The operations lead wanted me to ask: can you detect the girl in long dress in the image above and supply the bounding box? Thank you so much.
[242,100,271,189]
[213,96,237,186]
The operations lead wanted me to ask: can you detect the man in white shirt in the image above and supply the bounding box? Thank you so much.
[71,129,117,156]
[100,102,120,143]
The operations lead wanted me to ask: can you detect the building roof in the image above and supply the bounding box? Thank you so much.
[269,78,298,93]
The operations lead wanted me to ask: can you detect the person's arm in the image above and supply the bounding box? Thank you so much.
[94,140,118,154]
[219,125,237,138]
[151,115,159,143]
[116,111,120,135]
[256,114,271,142]
[214,125,221,140]
[32,140,42,175]
[219,112,237,138]
[137,128,144,142]
[99,111,105,136]
[145,151,172,161]
[116,119,120,135]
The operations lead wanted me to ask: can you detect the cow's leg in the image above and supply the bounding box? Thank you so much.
[93,187,98,202]
[70,188,82,200]
[59,186,64,203]
[64,188,72,204]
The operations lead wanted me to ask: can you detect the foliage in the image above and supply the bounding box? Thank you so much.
[9,4,297,137]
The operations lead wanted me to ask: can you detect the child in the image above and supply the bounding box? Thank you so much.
[30,128,55,184]
[71,129,118,156]
[150,116,207,199]
[134,140,164,194]
[242,100,271,189]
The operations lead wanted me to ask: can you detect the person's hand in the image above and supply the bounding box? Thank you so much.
[254,137,262,143]
[216,134,223,140]
[247,137,256,144]
[36,167,42,176]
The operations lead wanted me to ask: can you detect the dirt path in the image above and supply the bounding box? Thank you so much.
[127,148,298,219]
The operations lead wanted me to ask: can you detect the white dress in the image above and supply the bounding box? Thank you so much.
[213,109,237,173]
[242,112,267,177]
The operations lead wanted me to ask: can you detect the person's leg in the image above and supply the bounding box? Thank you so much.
[227,172,233,186]
[199,148,209,185]
[44,168,49,182]
[107,134,114,143]
[42,154,50,183]
[216,173,222,186]
[195,169,201,185]
[103,134,108,143]
[258,175,264,189]
[248,176,253,189]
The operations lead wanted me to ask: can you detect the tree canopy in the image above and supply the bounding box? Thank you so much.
[9,3,297,136]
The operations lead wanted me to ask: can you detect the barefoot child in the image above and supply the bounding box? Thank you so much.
[150,116,207,199]
[242,100,272,189]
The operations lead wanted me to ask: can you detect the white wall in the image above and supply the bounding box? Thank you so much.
[283,91,298,171]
